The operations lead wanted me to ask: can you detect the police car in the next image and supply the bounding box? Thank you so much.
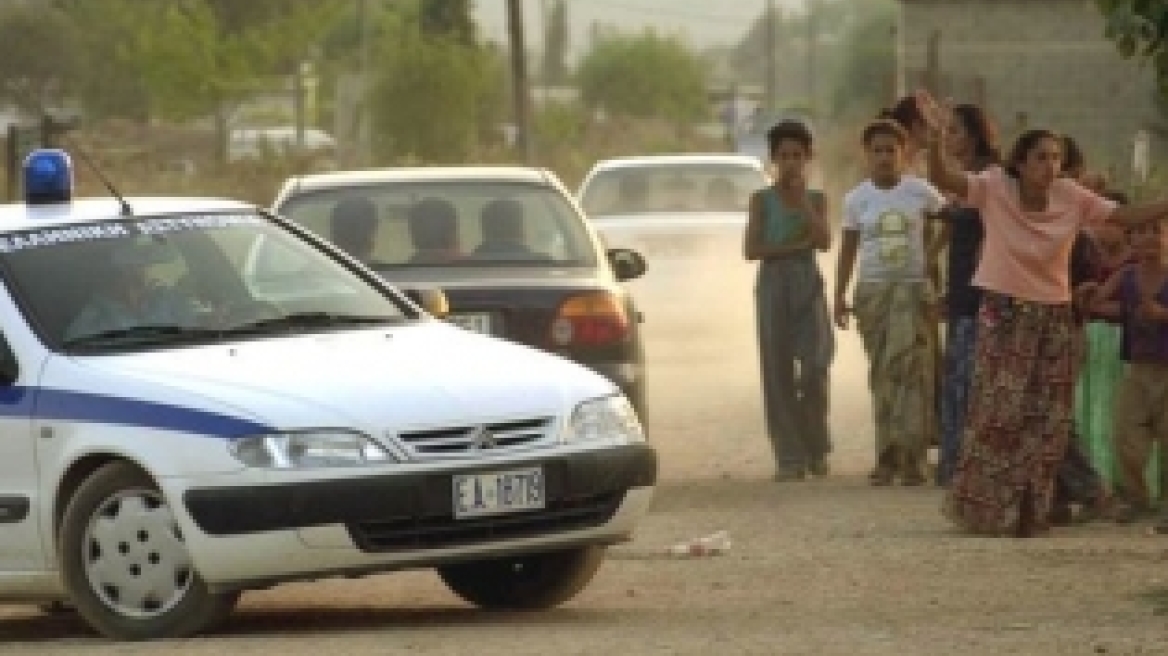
[0,150,657,640]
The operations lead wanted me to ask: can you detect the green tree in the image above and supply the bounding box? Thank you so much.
[1098,0,1168,94]
[0,4,82,113]
[831,1,898,118]
[75,0,345,160]
[730,0,869,112]
[542,0,570,84]
[369,16,505,162]
[575,31,708,123]
[420,0,475,45]
[51,0,343,124]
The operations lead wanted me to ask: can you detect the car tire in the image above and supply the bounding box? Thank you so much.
[58,461,239,641]
[438,546,606,610]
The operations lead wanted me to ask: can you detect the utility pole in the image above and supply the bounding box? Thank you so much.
[506,0,534,163]
[765,0,776,112]
[924,30,941,96]
[539,0,549,84]
[805,0,816,114]
[357,0,372,166]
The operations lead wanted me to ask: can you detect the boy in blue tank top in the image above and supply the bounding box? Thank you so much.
[743,121,834,481]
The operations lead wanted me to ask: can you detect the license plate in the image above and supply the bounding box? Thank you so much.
[453,466,545,519]
[448,312,494,335]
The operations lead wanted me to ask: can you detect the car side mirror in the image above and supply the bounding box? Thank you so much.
[403,287,450,318]
[608,248,646,282]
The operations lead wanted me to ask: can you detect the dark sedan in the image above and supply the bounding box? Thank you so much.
[271,167,649,421]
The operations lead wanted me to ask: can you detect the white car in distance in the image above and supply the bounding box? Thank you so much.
[577,154,768,334]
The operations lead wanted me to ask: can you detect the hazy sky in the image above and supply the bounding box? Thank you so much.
[474,0,809,60]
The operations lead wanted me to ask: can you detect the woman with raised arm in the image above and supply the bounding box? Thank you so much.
[917,90,1168,536]
[935,104,1001,487]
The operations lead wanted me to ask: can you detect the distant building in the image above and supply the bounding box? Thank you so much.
[897,0,1162,179]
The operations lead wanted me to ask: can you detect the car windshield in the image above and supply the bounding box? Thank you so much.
[278,181,597,268]
[0,212,409,353]
[580,163,766,216]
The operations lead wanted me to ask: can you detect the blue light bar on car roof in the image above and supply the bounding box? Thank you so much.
[23,148,73,205]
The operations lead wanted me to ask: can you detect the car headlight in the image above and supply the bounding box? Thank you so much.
[565,394,645,444]
[230,430,394,468]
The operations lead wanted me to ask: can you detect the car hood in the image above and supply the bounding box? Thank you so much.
[46,322,615,434]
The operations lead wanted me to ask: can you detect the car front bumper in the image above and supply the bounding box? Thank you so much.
[175,443,657,591]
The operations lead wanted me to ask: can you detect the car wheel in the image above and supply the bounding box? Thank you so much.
[58,462,239,641]
[438,546,606,610]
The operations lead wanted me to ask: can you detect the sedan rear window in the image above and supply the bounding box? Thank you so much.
[580,164,766,216]
[278,181,597,268]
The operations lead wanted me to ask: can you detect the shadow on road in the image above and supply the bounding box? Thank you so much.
[0,604,629,644]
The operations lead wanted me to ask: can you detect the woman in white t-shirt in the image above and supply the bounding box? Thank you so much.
[835,119,947,486]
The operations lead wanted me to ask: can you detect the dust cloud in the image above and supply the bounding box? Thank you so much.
[632,226,875,482]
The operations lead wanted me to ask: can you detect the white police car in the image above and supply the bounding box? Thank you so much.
[0,150,656,640]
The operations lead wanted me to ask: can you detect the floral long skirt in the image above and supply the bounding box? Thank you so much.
[943,292,1078,535]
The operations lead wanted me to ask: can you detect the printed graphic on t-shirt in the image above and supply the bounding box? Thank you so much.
[876,210,910,270]
[842,176,944,282]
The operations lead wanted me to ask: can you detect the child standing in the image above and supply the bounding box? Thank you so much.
[744,120,834,482]
[1091,219,1168,522]
[1073,218,1130,486]
[835,119,946,485]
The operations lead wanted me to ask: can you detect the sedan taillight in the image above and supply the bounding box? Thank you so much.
[550,292,630,347]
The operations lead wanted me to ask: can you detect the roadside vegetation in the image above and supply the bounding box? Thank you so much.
[0,0,1027,205]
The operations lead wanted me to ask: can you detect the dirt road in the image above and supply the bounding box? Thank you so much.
[1,254,1167,654]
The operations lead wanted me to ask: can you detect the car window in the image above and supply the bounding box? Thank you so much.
[0,212,408,351]
[277,181,597,268]
[580,164,766,216]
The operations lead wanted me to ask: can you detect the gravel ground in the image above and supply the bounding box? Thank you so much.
[1,254,1166,655]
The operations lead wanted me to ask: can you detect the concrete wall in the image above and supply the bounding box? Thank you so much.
[898,0,1160,179]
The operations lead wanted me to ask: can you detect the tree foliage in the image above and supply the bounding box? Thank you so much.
[369,10,505,162]
[129,0,343,121]
[37,0,342,124]
[0,0,507,163]
[831,1,898,118]
[576,31,708,123]
[420,0,475,46]
[1098,0,1168,95]
[731,1,852,84]
[0,4,83,113]
[542,0,570,84]
[729,0,892,115]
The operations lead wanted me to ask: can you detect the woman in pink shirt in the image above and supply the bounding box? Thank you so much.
[917,90,1168,536]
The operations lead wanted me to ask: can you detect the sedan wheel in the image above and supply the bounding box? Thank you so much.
[58,462,238,641]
